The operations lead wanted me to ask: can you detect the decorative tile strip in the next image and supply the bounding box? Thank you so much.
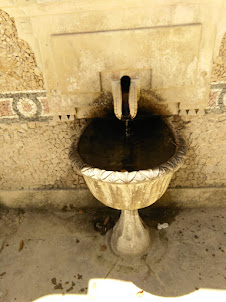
[0,90,51,122]
[207,82,226,113]
[0,82,225,124]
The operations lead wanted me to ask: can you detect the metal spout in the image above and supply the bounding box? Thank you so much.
[112,76,140,120]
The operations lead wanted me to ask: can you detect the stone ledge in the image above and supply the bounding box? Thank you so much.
[159,187,226,208]
[0,187,225,210]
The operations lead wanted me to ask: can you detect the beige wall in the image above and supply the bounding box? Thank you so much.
[0,113,225,191]
[0,120,86,190]
[211,33,226,83]
[170,113,226,188]
[0,9,44,92]
[0,2,225,207]
[1,0,226,116]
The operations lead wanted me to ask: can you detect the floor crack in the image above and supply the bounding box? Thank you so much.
[142,257,166,291]
[104,259,118,279]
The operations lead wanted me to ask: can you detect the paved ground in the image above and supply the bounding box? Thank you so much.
[0,206,226,302]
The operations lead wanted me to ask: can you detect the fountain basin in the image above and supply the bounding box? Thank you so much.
[70,116,186,256]
[81,170,174,211]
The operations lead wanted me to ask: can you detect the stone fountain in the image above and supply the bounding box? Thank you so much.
[70,75,186,257]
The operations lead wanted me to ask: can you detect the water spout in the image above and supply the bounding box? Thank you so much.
[112,76,140,120]
[121,76,130,118]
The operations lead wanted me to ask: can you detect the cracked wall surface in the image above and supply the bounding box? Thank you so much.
[211,33,226,83]
[170,113,226,188]
[0,113,225,191]
[0,9,44,92]
[0,120,87,190]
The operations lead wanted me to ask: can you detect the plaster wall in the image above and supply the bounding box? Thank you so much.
[0,2,225,208]
[1,0,226,116]
[0,9,44,92]
[0,113,225,192]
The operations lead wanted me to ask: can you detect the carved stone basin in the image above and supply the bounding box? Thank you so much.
[70,116,186,256]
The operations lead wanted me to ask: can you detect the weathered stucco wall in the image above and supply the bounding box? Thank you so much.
[0,113,225,191]
[170,113,226,188]
[211,33,226,83]
[1,0,225,116]
[0,120,86,190]
[0,9,44,92]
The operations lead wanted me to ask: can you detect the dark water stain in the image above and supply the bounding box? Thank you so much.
[140,206,181,227]
[54,283,63,290]
[51,277,63,290]
[92,206,180,233]
[93,208,119,235]
[0,272,6,277]
[62,205,67,212]
[94,216,115,235]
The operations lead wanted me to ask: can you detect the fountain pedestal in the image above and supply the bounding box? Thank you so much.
[110,210,150,257]
[70,117,186,257]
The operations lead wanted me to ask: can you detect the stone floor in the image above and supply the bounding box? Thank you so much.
[0,206,226,302]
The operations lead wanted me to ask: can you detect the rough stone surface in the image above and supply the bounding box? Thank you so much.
[0,207,226,301]
[211,33,226,83]
[170,113,226,188]
[0,9,44,92]
[0,112,225,191]
[0,120,87,190]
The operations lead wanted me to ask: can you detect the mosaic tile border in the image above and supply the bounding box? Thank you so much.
[0,90,50,122]
[0,83,225,123]
[207,82,226,113]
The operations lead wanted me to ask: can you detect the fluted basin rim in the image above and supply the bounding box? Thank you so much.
[69,117,186,184]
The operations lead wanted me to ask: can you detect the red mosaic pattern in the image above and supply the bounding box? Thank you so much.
[40,97,50,114]
[0,99,16,116]
[0,91,48,120]
[209,91,220,107]
[22,102,32,113]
